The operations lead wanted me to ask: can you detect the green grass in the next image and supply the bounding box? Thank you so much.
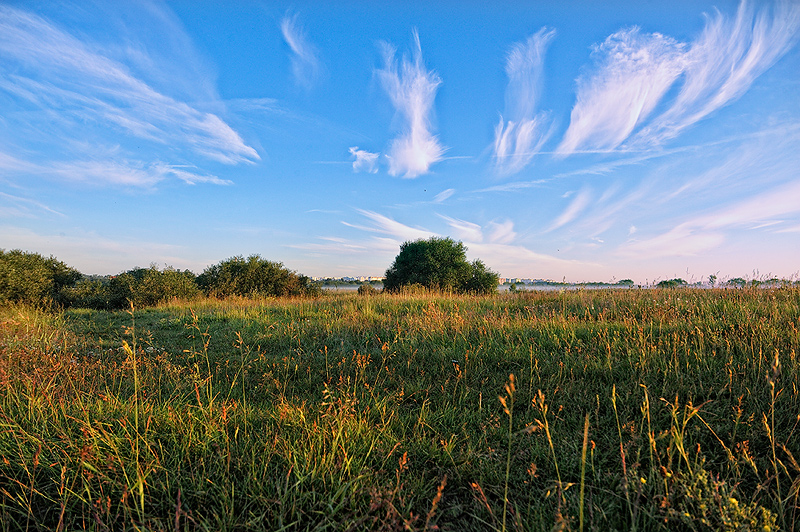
[1,288,799,530]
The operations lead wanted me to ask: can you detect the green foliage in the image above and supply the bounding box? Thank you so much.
[0,249,81,307]
[618,279,634,285]
[106,265,200,309]
[667,458,777,531]
[197,255,320,298]
[60,277,113,309]
[357,283,378,296]
[657,278,688,288]
[383,237,498,294]
[3,288,799,530]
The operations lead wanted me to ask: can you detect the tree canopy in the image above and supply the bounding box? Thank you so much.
[0,249,81,307]
[197,255,320,298]
[383,237,498,295]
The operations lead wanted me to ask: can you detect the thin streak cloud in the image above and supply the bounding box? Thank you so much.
[548,188,592,232]
[439,214,483,242]
[281,13,322,89]
[494,28,555,174]
[377,31,446,178]
[433,189,455,203]
[619,179,800,258]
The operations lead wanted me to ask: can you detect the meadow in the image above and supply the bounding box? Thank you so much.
[1,287,798,531]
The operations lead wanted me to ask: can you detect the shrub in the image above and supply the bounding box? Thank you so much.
[383,237,498,295]
[60,277,114,309]
[197,255,320,298]
[357,283,378,296]
[657,278,688,288]
[0,249,81,307]
[107,265,200,309]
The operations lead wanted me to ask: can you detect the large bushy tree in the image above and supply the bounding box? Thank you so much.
[197,255,320,298]
[383,237,499,295]
[0,249,81,306]
[106,265,201,309]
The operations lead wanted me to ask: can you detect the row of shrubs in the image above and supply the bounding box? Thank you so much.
[0,249,320,309]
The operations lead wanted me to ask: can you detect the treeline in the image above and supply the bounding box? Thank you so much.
[0,250,320,309]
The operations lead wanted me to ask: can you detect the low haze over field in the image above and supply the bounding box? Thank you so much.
[1,0,799,283]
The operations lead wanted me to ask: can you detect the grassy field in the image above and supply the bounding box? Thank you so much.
[1,288,799,531]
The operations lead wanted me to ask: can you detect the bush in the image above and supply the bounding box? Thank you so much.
[197,255,320,298]
[107,265,200,309]
[383,237,498,295]
[0,249,81,307]
[60,277,114,309]
[657,278,688,288]
[357,283,378,296]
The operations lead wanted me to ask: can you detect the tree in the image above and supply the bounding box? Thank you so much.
[197,255,320,298]
[107,265,200,308]
[0,249,81,306]
[383,237,498,295]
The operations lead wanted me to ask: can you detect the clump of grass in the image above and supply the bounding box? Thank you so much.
[1,286,798,530]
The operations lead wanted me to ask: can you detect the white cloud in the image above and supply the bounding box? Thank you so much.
[153,164,232,186]
[556,28,685,155]
[494,28,555,174]
[0,191,65,219]
[0,5,259,165]
[488,220,517,244]
[47,159,231,187]
[0,151,38,172]
[50,160,163,187]
[281,13,322,89]
[439,215,484,242]
[349,147,380,173]
[433,188,455,203]
[476,179,548,194]
[349,209,436,243]
[556,1,800,154]
[619,179,800,258]
[377,31,446,178]
[636,0,800,145]
[548,188,592,231]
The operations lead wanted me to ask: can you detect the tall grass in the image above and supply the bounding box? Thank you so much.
[0,287,798,530]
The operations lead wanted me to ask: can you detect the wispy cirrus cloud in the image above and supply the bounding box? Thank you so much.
[634,0,800,145]
[556,0,800,155]
[0,5,259,174]
[433,189,455,204]
[377,31,446,178]
[548,188,593,231]
[0,191,65,219]
[494,28,555,174]
[349,147,380,173]
[619,179,800,258]
[556,28,685,156]
[438,215,483,242]
[296,210,593,278]
[281,13,322,89]
[47,160,231,188]
[487,220,517,244]
[345,209,436,243]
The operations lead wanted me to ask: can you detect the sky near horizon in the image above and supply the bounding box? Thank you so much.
[1,0,799,283]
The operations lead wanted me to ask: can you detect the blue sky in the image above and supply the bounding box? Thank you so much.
[1,0,799,283]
